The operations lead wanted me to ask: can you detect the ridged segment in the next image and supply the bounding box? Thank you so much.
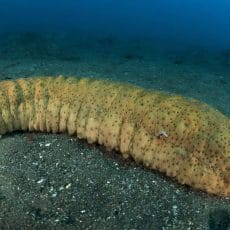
[17,78,35,131]
[0,82,17,132]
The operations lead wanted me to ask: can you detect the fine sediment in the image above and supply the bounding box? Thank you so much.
[0,76,229,196]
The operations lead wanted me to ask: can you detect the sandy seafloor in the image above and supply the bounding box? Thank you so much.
[0,32,229,229]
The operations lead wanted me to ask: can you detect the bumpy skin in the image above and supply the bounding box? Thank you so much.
[0,76,229,196]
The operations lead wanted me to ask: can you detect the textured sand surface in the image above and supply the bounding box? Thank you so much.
[0,76,229,196]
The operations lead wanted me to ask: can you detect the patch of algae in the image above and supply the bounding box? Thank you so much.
[0,76,229,196]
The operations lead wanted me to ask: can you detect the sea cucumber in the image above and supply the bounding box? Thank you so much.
[0,76,229,196]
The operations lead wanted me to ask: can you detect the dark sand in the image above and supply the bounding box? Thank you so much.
[0,32,229,229]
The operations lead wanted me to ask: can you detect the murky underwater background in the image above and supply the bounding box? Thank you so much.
[0,0,229,229]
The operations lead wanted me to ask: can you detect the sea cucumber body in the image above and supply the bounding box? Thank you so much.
[0,76,229,196]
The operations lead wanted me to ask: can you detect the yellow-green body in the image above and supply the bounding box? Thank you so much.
[0,76,229,196]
